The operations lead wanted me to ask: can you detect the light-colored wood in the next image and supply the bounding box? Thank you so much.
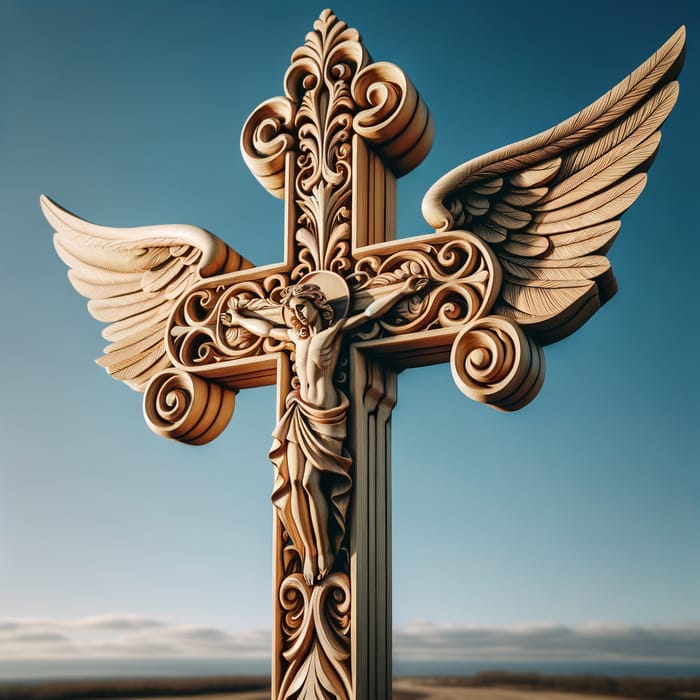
[422,26,685,345]
[349,349,395,700]
[221,269,420,591]
[143,368,237,444]
[41,194,253,395]
[44,9,685,699]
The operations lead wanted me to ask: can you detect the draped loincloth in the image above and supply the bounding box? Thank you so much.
[269,389,352,559]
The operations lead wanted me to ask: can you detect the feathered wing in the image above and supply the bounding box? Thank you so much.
[422,27,685,344]
[42,196,254,391]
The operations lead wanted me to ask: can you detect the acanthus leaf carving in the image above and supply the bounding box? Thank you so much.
[285,11,367,279]
[278,572,351,700]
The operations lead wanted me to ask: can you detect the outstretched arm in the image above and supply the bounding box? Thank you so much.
[342,274,427,334]
[221,300,289,341]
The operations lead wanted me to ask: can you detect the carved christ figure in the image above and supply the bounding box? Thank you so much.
[221,271,425,585]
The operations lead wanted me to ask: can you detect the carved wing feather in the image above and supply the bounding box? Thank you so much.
[422,27,685,344]
[43,195,253,391]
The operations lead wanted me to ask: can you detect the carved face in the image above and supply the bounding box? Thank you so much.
[290,295,319,329]
[281,284,334,338]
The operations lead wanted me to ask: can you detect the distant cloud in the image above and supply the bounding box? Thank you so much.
[76,615,165,630]
[394,621,700,665]
[1,615,698,666]
[4,633,69,644]
[0,616,270,660]
[172,627,230,643]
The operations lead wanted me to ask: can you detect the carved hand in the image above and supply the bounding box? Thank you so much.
[221,300,245,326]
[221,297,252,327]
[220,311,236,327]
[401,274,428,295]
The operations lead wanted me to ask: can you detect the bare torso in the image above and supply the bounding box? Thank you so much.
[290,323,343,409]
[224,274,425,410]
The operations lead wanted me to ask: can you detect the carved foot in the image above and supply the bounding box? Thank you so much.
[317,550,334,581]
[303,555,317,586]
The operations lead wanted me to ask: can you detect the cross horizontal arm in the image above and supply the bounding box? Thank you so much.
[350,230,501,335]
[349,230,545,411]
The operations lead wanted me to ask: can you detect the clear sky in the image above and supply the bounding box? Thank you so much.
[1,0,698,679]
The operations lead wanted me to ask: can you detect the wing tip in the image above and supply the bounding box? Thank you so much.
[672,25,686,46]
[40,194,60,226]
[40,195,86,233]
[661,26,687,83]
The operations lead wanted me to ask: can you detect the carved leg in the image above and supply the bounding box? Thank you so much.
[302,466,334,580]
[288,442,317,586]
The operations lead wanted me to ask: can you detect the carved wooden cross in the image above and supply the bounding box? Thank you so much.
[44,10,684,700]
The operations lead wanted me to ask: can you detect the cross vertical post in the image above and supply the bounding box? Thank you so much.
[349,351,396,699]
[232,13,437,696]
[130,10,437,694]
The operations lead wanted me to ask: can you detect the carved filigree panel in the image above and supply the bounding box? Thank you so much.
[350,231,502,338]
[167,271,292,369]
[283,11,368,279]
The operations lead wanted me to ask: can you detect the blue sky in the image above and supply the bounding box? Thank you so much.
[1,0,698,679]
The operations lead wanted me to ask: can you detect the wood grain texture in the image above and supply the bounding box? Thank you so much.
[422,27,685,344]
[43,195,252,392]
[45,10,686,700]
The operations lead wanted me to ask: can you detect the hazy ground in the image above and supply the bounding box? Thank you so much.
[123,694,271,700]
[101,687,656,700]
[5,675,698,700]
[393,680,643,699]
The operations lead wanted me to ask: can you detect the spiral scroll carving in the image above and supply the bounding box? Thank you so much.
[352,61,433,176]
[278,572,352,700]
[143,369,236,445]
[241,97,296,198]
[450,316,545,411]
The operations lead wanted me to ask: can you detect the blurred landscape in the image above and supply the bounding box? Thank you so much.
[2,672,700,700]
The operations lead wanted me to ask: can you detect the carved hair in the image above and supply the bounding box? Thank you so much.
[281,284,334,336]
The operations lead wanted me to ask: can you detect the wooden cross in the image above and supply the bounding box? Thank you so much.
[44,10,684,700]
